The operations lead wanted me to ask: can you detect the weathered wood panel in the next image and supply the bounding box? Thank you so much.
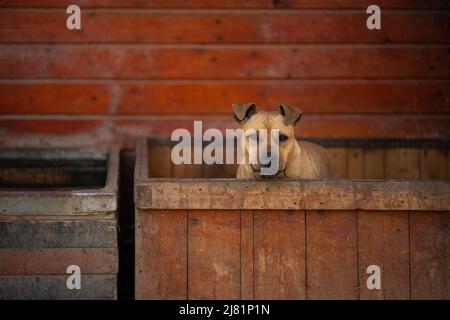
[363,149,385,179]
[0,275,117,300]
[348,148,364,179]
[240,210,254,300]
[2,116,449,146]
[254,210,306,299]
[1,0,448,9]
[2,11,448,44]
[328,148,348,178]
[0,220,117,248]
[2,82,449,115]
[306,210,358,299]
[420,149,447,180]
[410,211,450,300]
[148,144,171,178]
[2,46,449,79]
[385,149,420,180]
[188,210,241,299]
[358,211,410,300]
[135,209,187,300]
[136,180,450,211]
[0,248,118,275]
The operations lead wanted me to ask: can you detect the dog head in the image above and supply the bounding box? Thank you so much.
[233,103,302,177]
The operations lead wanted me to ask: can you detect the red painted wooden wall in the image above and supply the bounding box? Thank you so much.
[0,0,449,147]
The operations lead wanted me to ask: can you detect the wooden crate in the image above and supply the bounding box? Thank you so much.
[135,137,449,300]
[0,147,119,300]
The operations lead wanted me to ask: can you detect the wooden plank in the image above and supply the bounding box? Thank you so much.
[363,148,384,179]
[2,11,449,44]
[348,148,364,179]
[135,180,450,211]
[240,210,254,300]
[385,148,420,180]
[328,148,348,178]
[1,116,449,147]
[188,210,240,299]
[358,211,410,300]
[0,220,117,249]
[0,275,116,300]
[420,149,447,180]
[2,82,449,115]
[306,210,358,299]
[0,0,448,9]
[0,248,118,275]
[135,209,187,300]
[254,210,306,299]
[148,144,171,178]
[2,46,449,79]
[172,144,203,179]
[410,211,449,300]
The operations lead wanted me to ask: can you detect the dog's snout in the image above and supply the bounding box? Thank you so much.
[260,162,272,168]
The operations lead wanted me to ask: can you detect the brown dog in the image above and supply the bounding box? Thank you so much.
[233,103,335,179]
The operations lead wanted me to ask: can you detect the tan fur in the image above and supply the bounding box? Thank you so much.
[235,109,335,179]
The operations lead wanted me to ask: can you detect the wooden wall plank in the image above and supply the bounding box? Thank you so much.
[328,148,348,178]
[2,46,449,79]
[306,210,358,300]
[240,210,254,300]
[188,210,241,299]
[254,210,306,299]
[3,115,448,148]
[0,275,117,300]
[348,148,364,179]
[135,209,187,300]
[2,82,449,115]
[410,211,449,300]
[385,149,420,180]
[148,144,172,178]
[0,220,117,249]
[2,11,449,44]
[0,248,118,275]
[1,0,448,9]
[420,149,447,180]
[363,149,385,179]
[358,211,410,300]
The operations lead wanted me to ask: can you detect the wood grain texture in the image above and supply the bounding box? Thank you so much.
[0,248,118,275]
[188,210,241,299]
[240,210,254,300]
[358,211,410,300]
[0,275,117,300]
[410,211,449,300]
[306,210,358,299]
[254,210,306,299]
[1,116,448,147]
[2,81,449,115]
[135,209,187,300]
[1,11,449,44]
[2,46,449,79]
[363,149,385,179]
[1,0,448,9]
[385,149,420,179]
[0,220,117,248]
[148,144,172,178]
[135,179,450,211]
[348,148,364,179]
[420,149,447,180]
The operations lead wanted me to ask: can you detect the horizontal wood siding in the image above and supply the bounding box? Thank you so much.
[0,2,449,144]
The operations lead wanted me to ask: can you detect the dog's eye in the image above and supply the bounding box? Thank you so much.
[279,134,289,142]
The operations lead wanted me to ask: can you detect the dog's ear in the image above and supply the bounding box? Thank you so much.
[279,104,302,126]
[232,103,257,123]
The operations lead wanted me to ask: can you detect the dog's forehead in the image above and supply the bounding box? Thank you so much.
[243,111,292,132]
